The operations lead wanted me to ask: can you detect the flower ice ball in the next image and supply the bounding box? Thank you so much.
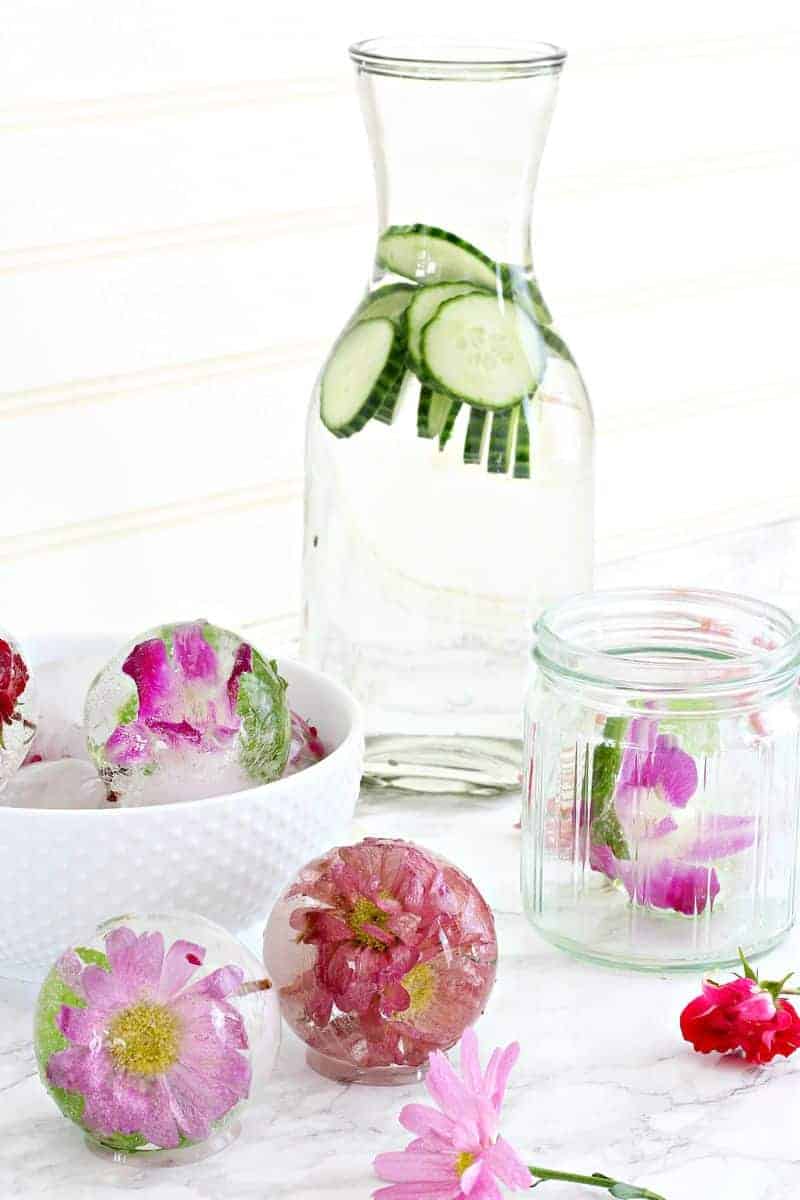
[83,620,291,806]
[34,912,280,1160]
[0,625,37,791]
[263,837,498,1084]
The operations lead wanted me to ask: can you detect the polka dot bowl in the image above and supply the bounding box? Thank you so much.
[0,635,363,980]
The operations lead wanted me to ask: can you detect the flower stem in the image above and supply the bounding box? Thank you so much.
[529,1165,667,1199]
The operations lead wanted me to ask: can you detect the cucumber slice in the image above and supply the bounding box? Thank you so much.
[463,407,489,465]
[406,282,482,371]
[513,406,532,479]
[542,325,576,366]
[487,405,520,475]
[351,283,416,325]
[377,224,498,289]
[421,293,544,410]
[320,317,405,437]
[417,387,453,439]
[438,399,462,450]
[374,370,409,425]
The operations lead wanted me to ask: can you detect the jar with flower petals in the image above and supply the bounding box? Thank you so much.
[522,588,800,971]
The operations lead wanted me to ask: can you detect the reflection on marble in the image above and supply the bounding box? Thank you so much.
[2,524,800,1198]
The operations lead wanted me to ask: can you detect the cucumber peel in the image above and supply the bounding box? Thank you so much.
[377,224,499,289]
[320,317,406,437]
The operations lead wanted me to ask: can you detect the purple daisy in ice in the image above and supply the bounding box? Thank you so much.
[591,716,755,916]
[46,926,250,1148]
[84,620,292,804]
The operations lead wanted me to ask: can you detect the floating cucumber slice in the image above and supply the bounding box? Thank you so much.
[406,281,482,371]
[438,399,462,450]
[463,407,489,464]
[320,317,405,437]
[351,282,416,325]
[487,406,520,475]
[421,293,544,410]
[377,224,499,289]
[417,387,453,439]
[513,405,532,479]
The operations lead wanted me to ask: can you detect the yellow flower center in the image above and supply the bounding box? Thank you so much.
[455,1151,475,1178]
[107,1001,181,1076]
[401,962,436,1017]
[347,896,390,949]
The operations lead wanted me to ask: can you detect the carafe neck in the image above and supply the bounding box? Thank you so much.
[351,38,564,277]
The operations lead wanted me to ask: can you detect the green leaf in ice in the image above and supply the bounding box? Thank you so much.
[115,691,139,726]
[236,649,291,784]
[587,716,630,860]
[659,696,720,757]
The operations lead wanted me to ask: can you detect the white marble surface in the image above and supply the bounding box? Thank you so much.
[3,523,800,1198]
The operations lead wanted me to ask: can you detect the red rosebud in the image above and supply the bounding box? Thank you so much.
[0,637,29,726]
[681,956,800,1064]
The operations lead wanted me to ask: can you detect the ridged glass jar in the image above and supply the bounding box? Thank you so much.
[522,589,800,971]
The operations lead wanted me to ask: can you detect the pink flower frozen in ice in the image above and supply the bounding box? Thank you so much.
[46,926,250,1148]
[285,711,326,773]
[102,623,255,767]
[269,839,497,1070]
[87,620,292,793]
[591,717,754,915]
[373,1027,531,1199]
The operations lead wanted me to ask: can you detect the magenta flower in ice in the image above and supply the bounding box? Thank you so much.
[286,711,326,773]
[373,1027,530,1200]
[102,623,254,767]
[46,926,250,1148]
[591,716,755,915]
[85,620,292,801]
[265,839,497,1072]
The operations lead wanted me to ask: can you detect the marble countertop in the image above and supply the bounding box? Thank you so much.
[3,521,800,1199]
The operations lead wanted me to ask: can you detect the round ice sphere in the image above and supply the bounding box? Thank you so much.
[25,652,105,765]
[0,626,37,792]
[263,837,498,1085]
[3,759,108,810]
[35,911,280,1162]
[83,620,291,806]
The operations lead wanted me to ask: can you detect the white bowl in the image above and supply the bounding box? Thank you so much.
[0,636,363,980]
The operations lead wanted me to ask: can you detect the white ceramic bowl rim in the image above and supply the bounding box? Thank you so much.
[1,653,362,819]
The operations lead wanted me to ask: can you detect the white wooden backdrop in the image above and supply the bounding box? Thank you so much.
[1,1,798,645]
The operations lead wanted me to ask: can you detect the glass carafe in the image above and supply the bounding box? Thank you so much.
[303,38,594,793]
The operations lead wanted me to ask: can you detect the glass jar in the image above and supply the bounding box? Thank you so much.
[522,589,800,971]
[303,37,594,794]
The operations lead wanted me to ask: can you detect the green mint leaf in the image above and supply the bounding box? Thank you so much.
[588,717,630,859]
[236,650,291,783]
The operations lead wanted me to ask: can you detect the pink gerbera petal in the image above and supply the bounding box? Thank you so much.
[485,1136,533,1188]
[157,939,205,1000]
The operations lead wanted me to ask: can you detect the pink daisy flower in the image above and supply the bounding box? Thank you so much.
[46,925,250,1148]
[373,1027,531,1200]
